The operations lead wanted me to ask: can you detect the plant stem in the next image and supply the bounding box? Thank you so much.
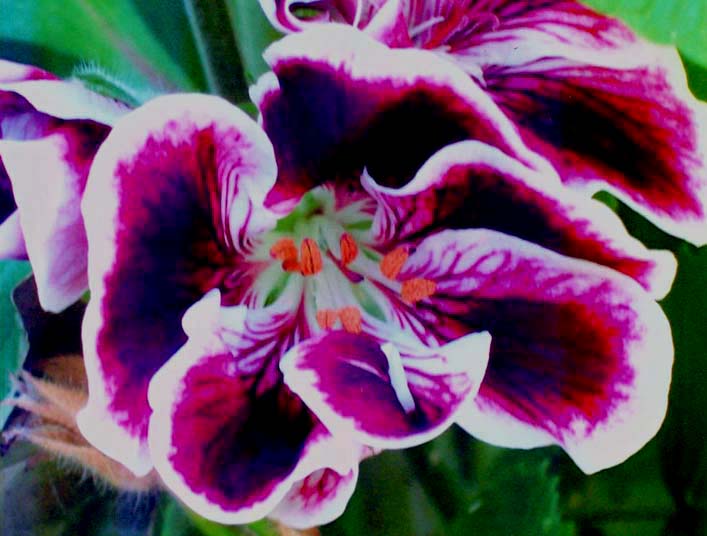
[182,0,249,102]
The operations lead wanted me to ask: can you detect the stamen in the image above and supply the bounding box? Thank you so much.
[339,233,359,266]
[316,309,339,330]
[380,343,416,414]
[270,238,298,261]
[281,258,302,273]
[409,16,445,38]
[380,246,410,280]
[401,278,437,304]
[339,306,363,334]
[300,238,323,276]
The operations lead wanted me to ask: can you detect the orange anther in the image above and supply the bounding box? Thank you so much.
[339,306,362,334]
[281,258,302,273]
[380,246,409,280]
[316,309,338,330]
[339,233,359,266]
[270,238,298,261]
[300,238,323,276]
[401,278,436,304]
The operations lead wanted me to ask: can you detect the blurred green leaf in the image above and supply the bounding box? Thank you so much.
[155,497,281,536]
[0,260,31,429]
[659,243,707,518]
[323,450,442,536]
[183,0,248,102]
[227,0,282,83]
[449,448,571,536]
[580,0,707,70]
[0,0,205,91]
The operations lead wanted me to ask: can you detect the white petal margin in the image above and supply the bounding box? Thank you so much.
[281,329,491,449]
[430,237,675,474]
[362,140,677,299]
[269,465,359,529]
[262,24,558,180]
[0,77,129,126]
[0,212,27,259]
[1,135,89,312]
[78,94,277,476]
[147,294,358,524]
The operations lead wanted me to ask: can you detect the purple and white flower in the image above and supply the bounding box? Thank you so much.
[74,26,674,526]
[259,0,707,244]
[0,60,128,311]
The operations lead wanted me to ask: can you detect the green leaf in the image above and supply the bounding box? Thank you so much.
[0,0,205,92]
[227,0,282,83]
[323,451,443,536]
[72,63,154,107]
[580,0,707,70]
[0,260,31,429]
[449,448,569,536]
[182,0,249,102]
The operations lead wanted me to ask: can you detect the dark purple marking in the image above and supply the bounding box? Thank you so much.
[490,64,703,219]
[294,331,461,438]
[169,352,317,511]
[395,238,637,438]
[260,59,514,204]
[96,126,245,438]
[375,161,658,290]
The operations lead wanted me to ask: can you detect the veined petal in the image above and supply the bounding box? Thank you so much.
[148,296,357,523]
[270,466,358,529]
[396,228,672,473]
[254,24,553,207]
[280,329,491,448]
[364,140,676,298]
[78,94,277,475]
[422,1,707,244]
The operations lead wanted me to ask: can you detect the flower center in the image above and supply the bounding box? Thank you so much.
[258,187,437,334]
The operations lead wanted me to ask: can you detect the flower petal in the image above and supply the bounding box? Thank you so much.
[254,24,553,207]
[396,228,672,473]
[1,127,107,311]
[270,466,358,529]
[0,73,122,308]
[436,1,707,244]
[281,329,490,448]
[148,297,357,523]
[364,140,676,298]
[77,94,277,475]
[0,60,128,125]
[0,162,25,259]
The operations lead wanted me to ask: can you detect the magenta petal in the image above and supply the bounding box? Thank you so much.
[254,24,552,206]
[365,140,676,298]
[281,330,490,448]
[398,229,672,473]
[0,162,26,259]
[78,95,277,474]
[148,307,357,523]
[433,2,707,244]
[270,466,358,529]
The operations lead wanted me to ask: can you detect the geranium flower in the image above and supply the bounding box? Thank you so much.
[0,60,128,311]
[76,27,673,527]
[259,0,707,244]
